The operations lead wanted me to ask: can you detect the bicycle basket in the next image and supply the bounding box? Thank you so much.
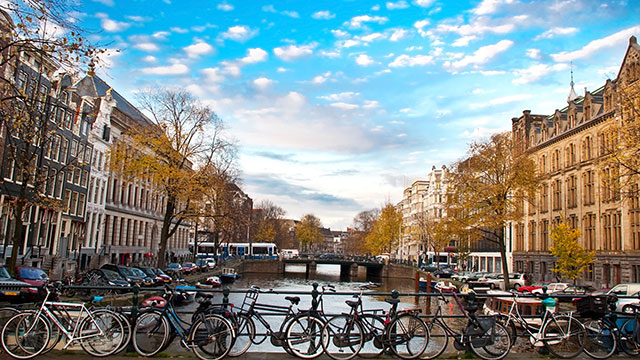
[576,296,607,318]
[466,316,496,336]
[241,287,259,310]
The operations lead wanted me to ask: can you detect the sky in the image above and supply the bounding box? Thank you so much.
[73,0,640,230]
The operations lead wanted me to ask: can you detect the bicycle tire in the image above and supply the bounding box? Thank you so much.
[582,319,616,359]
[387,313,429,360]
[468,320,511,360]
[359,313,386,358]
[286,313,326,359]
[619,318,640,356]
[189,313,234,360]
[0,308,19,355]
[321,314,364,360]
[542,314,585,359]
[114,311,133,354]
[78,309,125,357]
[1,312,50,360]
[421,320,448,360]
[497,315,518,347]
[133,311,169,357]
[228,313,255,357]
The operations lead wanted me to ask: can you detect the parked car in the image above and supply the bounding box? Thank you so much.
[469,273,500,289]
[83,269,131,291]
[484,273,527,290]
[195,259,208,272]
[181,262,197,275]
[433,268,455,278]
[15,266,49,288]
[616,291,640,313]
[607,283,640,312]
[0,266,39,303]
[205,258,216,270]
[101,264,150,286]
[466,272,490,283]
[129,267,155,286]
[151,268,173,284]
[452,271,473,283]
[165,263,182,277]
[552,285,597,302]
[531,282,569,294]
[519,281,552,293]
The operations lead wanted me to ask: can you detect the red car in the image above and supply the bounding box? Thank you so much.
[181,262,197,274]
[16,266,49,288]
[519,281,552,293]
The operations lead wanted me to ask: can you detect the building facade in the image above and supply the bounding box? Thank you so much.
[512,36,640,288]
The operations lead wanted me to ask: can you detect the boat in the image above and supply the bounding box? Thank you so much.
[220,268,239,283]
[418,277,437,292]
[483,290,544,327]
[196,276,221,288]
[435,280,457,293]
[174,284,197,305]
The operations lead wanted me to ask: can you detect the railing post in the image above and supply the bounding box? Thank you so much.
[425,272,432,314]
[311,282,319,311]
[127,284,140,353]
[223,286,230,309]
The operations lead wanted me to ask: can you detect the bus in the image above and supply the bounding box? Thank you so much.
[421,251,457,269]
[192,242,278,260]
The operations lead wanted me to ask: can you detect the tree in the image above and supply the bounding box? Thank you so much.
[365,203,402,255]
[296,214,323,252]
[0,1,100,274]
[252,200,286,244]
[410,211,450,268]
[344,209,379,255]
[110,88,235,269]
[446,132,538,289]
[549,222,596,286]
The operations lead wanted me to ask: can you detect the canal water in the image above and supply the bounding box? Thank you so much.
[179,263,430,354]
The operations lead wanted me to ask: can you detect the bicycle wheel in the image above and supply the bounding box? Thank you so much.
[321,315,364,360]
[387,313,429,360]
[189,313,234,360]
[79,309,125,357]
[421,320,448,360]
[359,313,386,358]
[469,321,511,360]
[228,313,255,357]
[1,312,50,359]
[0,308,19,355]
[542,315,585,359]
[497,315,518,347]
[582,319,616,359]
[133,311,169,357]
[286,314,325,359]
[619,318,640,356]
[114,311,132,354]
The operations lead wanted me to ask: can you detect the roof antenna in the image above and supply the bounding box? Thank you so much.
[567,61,578,103]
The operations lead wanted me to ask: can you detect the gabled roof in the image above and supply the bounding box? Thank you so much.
[616,36,640,81]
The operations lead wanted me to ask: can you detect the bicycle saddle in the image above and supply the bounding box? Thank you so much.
[385,298,400,305]
[345,300,359,308]
[464,305,478,313]
[285,296,300,305]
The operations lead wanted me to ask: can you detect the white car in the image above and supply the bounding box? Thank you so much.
[484,273,527,290]
[531,282,569,294]
[205,258,216,270]
[616,291,640,313]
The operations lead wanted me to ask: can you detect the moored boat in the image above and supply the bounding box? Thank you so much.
[220,268,239,283]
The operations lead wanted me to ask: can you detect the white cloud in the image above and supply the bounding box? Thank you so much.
[217,3,233,11]
[331,29,349,37]
[414,19,430,37]
[141,63,189,75]
[133,42,159,52]
[435,109,451,117]
[445,39,513,71]
[512,63,569,84]
[152,31,170,39]
[389,54,434,67]
[405,46,422,51]
[414,0,435,6]
[282,10,299,18]
[472,0,515,15]
[202,67,225,84]
[331,102,359,110]
[390,28,408,41]
[142,55,157,63]
[550,25,640,62]
[312,71,332,84]
[312,10,335,19]
[241,48,268,64]
[170,27,189,34]
[534,27,578,40]
[184,40,214,58]
[126,15,149,22]
[253,77,273,90]
[221,25,257,42]
[452,35,477,47]
[319,50,341,58]
[342,39,360,48]
[347,15,389,29]
[277,67,288,73]
[363,100,379,109]
[96,13,130,32]
[469,94,533,109]
[386,1,409,10]
[399,108,411,113]
[274,44,316,61]
[526,48,541,59]
[361,33,385,42]
[318,92,359,101]
[371,4,380,10]
[221,61,241,76]
[355,54,375,66]
[92,0,114,6]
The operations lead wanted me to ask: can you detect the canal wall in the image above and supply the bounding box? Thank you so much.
[238,259,284,275]
[381,263,420,280]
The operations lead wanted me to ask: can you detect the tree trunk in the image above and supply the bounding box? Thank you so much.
[157,196,176,269]
[8,200,25,276]
[498,228,510,290]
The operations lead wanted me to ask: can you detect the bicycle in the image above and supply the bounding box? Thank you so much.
[321,286,428,360]
[132,285,234,360]
[1,283,125,359]
[580,294,640,359]
[422,290,511,360]
[496,289,585,358]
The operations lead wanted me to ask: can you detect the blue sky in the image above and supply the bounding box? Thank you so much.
[77,0,639,229]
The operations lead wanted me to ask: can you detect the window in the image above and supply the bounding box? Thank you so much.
[81,170,88,188]
[632,184,640,250]
[66,166,74,183]
[17,70,28,91]
[529,220,536,251]
[515,223,524,251]
[77,194,85,217]
[84,146,92,163]
[540,183,549,212]
[70,192,78,215]
[567,175,577,208]
[552,179,562,210]
[584,213,596,250]
[60,138,69,165]
[73,167,81,185]
[64,190,71,213]
[540,220,549,250]
[52,135,61,162]
[88,178,94,203]
[55,171,64,198]
[64,111,73,129]
[583,136,593,161]
[583,170,595,205]
[102,125,110,142]
[569,143,576,166]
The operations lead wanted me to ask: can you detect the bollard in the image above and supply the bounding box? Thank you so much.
[127,284,140,353]
[223,286,230,309]
[311,282,319,311]
[425,272,432,314]
[391,289,399,300]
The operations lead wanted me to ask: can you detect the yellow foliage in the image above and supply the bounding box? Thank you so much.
[549,222,596,284]
[365,203,402,255]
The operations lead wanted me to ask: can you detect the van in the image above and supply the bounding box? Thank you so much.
[281,249,299,259]
[607,283,640,312]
